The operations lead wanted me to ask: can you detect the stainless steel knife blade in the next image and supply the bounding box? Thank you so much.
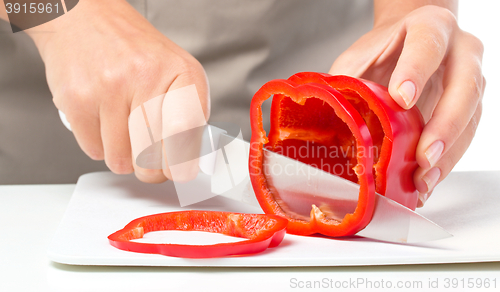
[213,131,451,243]
[261,139,452,243]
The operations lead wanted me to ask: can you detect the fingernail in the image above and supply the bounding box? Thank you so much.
[397,80,416,107]
[425,140,444,167]
[422,167,441,193]
[417,192,430,208]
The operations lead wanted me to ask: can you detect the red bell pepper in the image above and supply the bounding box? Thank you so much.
[288,72,424,209]
[108,211,288,258]
[249,72,424,237]
[250,79,376,237]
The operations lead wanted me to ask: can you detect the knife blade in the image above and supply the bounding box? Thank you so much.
[212,130,452,244]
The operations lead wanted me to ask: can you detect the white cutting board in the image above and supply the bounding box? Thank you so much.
[48,171,500,267]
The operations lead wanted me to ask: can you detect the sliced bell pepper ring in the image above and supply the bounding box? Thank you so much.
[287,72,424,210]
[249,79,376,237]
[108,211,288,258]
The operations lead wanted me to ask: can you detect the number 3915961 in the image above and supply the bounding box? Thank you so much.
[5,2,60,14]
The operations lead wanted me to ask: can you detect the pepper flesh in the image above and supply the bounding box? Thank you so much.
[108,211,288,258]
[288,73,424,209]
[249,79,376,237]
[249,73,424,237]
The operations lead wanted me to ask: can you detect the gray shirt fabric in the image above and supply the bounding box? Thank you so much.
[0,0,373,184]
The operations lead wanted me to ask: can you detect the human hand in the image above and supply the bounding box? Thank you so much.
[329,4,485,207]
[28,0,209,183]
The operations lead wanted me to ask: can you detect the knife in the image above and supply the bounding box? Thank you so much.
[58,111,451,244]
[209,127,452,244]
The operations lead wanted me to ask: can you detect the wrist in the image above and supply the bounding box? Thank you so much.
[26,0,129,57]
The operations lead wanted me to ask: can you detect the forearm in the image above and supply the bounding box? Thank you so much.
[374,0,458,27]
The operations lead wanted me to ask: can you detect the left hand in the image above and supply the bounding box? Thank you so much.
[329,5,485,207]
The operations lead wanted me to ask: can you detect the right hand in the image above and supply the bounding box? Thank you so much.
[28,0,210,183]
[329,5,484,206]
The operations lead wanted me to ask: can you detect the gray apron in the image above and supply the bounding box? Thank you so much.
[0,0,373,184]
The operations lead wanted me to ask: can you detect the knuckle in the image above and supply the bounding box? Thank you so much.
[60,84,88,103]
[423,30,447,58]
[58,84,95,117]
[414,5,457,28]
[462,32,484,55]
[130,51,204,87]
[409,6,455,56]
[101,66,127,90]
[132,51,162,76]
[435,6,457,28]
[173,54,203,76]
[103,51,162,89]
[444,118,462,144]
[464,76,483,101]
[404,61,427,85]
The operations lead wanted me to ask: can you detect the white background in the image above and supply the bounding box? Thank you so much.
[453,0,500,171]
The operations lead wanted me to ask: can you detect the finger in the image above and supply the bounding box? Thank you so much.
[433,100,483,178]
[388,8,456,109]
[57,96,104,161]
[414,167,440,207]
[415,33,484,172]
[100,99,134,174]
[414,101,483,206]
[131,104,167,183]
[161,66,209,182]
[130,97,170,183]
[417,190,433,208]
[414,64,445,123]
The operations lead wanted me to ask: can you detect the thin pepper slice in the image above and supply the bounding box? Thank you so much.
[249,79,376,237]
[108,211,288,258]
[288,73,424,209]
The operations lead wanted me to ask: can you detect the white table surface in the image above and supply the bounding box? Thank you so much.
[1,183,500,292]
